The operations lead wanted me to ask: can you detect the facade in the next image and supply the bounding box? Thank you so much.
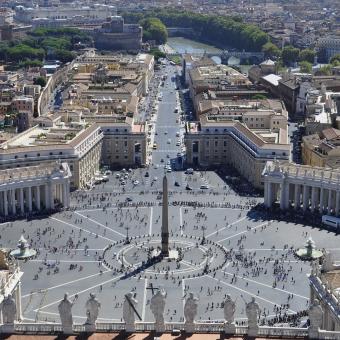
[0,162,70,217]
[302,128,340,169]
[309,253,340,333]
[263,161,340,215]
[15,4,116,25]
[185,113,290,189]
[0,117,103,190]
[93,16,142,52]
[317,36,340,62]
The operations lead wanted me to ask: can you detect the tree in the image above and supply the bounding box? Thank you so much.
[315,65,331,76]
[299,61,312,73]
[262,42,281,58]
[299,49,316,63]
[282,45,300,66]
[34,76,46,87]
[140,18,168,44]
[330,54,340,66]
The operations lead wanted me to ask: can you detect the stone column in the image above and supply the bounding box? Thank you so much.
[19,188,24,214]
[267,182,273,207]
[264,181,269,207]
[44,184,50,210]
[11,189,16,215]
[303,185,309,211]
[319,188,324,214]
[15,282,22,321]
[336,191,340,217]
[280,182,288,210]
[62,182,67,208]
[28,187,32,212]
[311,187,317,211]
[50,184,55,210]
[328,189,333,214]
[36,186,41,211]
[294,184,301,210]
[3,190,8,216]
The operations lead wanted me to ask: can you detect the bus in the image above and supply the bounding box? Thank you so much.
[152,143,158,150]
[322,215,340,231]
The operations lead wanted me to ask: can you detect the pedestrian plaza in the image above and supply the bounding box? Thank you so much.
[1,169,339,327]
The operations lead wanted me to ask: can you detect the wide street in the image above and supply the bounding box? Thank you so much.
[1,61,339,327]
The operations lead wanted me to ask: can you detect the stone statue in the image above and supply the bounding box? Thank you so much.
[184,292,199,333]
[2,294,16,324]
[150,289,166,332]
[309,299,323,339]
[0,249,9,270]
[245,297,260,336]
[123,292,138,332]
[58,293,74,333]
[85,293,100,330]
[224,295,236,333]
[322,251,334,272]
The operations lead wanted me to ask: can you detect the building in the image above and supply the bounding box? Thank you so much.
[263,160,340,215]
[302,128,340,169]
[317,35,340,62]
[11,96,34,132]
[0,162,71,217]
[93,16,142,52]
[15,4,116,26]
[188,64,252,104]
[185,101,290,189]
[309,253,340,333]
[0,116,103,190]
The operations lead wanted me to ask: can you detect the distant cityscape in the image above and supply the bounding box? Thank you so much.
[0,0,338,339]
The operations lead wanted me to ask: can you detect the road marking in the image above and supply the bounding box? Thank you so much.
[207,216,247,238]
[149,207,153,236]
[37,311,121,321]
[75,211,125,237]
[142,278,148,321]
[221,270,308,300]
[50,217,116,243]
[30,260,101,263]
[180,207,183,236]
[217,221,272,243]
[207,275,296,313]
[22,269,112,298]
[35,272,126,312]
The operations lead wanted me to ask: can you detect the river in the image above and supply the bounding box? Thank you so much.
[166,37,252,74]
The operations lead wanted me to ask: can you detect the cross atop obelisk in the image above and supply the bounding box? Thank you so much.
[161,175,169,257]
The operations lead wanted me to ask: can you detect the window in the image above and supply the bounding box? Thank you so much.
[15,156,18,159]
[272,152,276,155]
[50,152,53,155]
[59,152,62,155]
[37,153,40,156]
[24,154,27,158]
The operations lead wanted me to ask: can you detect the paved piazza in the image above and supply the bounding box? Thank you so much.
[1,62,339,327]
[1,171,340,325]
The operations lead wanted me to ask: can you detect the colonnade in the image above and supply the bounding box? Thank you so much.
[265,181,340,216]
[0,181,70,217]
[263,161,340,216]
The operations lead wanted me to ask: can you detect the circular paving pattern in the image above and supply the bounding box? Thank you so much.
[102,234,228,280]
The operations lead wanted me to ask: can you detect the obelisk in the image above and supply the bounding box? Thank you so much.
[161,175,169,257]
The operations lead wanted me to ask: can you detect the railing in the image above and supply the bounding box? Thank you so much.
[0,321,316,338]
[13,323,62,333]
[318,330,340,339]
[258,326,308,337]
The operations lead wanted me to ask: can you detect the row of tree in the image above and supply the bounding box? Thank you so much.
[0,27,92,65]
[122,9,269,52]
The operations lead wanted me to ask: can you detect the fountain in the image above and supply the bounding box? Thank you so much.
[10,235,37,260]
[295,236,323,260]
